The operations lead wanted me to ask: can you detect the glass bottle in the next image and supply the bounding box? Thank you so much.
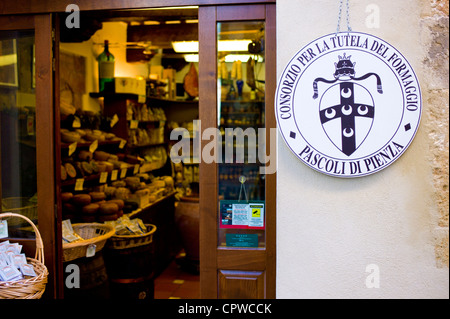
[97,40,115,92]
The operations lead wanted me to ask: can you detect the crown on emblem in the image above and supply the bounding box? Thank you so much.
[334,53,356,79]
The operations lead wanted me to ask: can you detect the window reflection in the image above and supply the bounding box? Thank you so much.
[0,31,37,238]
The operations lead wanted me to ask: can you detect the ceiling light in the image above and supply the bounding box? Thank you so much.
[224,54,263,63]
[218,40,252,52]
[172,40,253,53]
[172,41,199,53]
[184,54,199,63]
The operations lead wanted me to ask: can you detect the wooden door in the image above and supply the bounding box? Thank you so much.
[198,4,276,299]
[0,14,57,298]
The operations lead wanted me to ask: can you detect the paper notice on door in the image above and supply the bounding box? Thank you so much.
[219,200,265,229]
[231,204,249,226]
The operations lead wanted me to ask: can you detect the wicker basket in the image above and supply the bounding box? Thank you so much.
[106,224,157,250]
[1,198,37,227]
[63,223,115,262]
[0,212,49,299]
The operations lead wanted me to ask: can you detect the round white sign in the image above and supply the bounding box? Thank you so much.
[275,32,422,178]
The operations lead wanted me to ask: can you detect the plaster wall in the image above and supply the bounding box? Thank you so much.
[276,0,449,299]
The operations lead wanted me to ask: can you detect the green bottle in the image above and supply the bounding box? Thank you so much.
[97,40,115,92]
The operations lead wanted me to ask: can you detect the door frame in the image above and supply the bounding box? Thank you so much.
[199,4,277,299]
[0,13,57,298]
[1,1,276,300]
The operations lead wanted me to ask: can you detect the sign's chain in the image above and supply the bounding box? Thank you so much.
[337,0,352,34]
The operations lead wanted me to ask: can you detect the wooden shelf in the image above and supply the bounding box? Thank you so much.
[127,142,167,149]
[89,92,140,99]
[129,191,177,218]
[89,92,198,107]
[60,139,123,149]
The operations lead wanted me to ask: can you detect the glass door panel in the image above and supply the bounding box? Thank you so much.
[0,30,37,238]
[217,21,266,248]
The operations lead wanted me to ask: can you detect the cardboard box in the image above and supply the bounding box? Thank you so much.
[115,77,146,96]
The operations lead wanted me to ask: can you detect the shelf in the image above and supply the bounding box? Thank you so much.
[89,92,141,99]
[89,92,198,107]
[147,96,198,107]
[220,99,264,104]
[127,142,167,149]
[61,163,138,187]
[61,139,123,149]
[128,191,177,218]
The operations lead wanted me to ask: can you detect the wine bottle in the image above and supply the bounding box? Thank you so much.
[97,40,115,92]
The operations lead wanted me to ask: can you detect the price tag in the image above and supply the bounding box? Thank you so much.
[111,170,118,181]
[0,220,8,239]
[72,116,81,128]
[133,164,140,175]
[99,171,108,184]
[74,178,84,191]
[138,95,146,104]
[110,114,119,128]
[86,244,96,258]
[130,120,139,129]
[89,139,98,153]
[120,168,127,179]
[68,142,77,156]
[119,139,127,149]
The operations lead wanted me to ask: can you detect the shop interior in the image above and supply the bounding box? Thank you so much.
[1,6,267,299]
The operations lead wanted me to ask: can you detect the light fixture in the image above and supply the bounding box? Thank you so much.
[172,40,253,53]
[218,40,252,52]
[224,54,263,63]
[183,54,263,63]
[172,41,199,53]
[184,54,199,63]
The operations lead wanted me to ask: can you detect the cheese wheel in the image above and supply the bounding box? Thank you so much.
[94,151,111,161]
[61,165,67,181]
[89,192,106,202]
[72,194,92,206]
[114,187,131,200]
[107,199,124,210]
[82,203,100,215]
[99,202,119,215]
[61,131,81,143]
[78,150,93,161]
[64,163,77,179]
[81,161,94,175]
[61,192,73,202]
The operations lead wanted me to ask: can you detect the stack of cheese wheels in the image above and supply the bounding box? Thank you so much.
[71,194,95,223]
[97,200,121,222]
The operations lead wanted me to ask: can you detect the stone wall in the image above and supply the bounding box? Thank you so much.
[420,0,449,268]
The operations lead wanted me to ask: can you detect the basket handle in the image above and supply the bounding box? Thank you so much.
[0,212,45,264]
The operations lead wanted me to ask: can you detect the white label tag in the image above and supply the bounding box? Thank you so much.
[86,244,96,258]
[110,114,119,128]
[99,171,108,184]
[89,140,98,153]
[111,170,118,181]
[120,168,127,179]
[130,120,139,129]
[72,116,81,128]
[133,164,140,175]
[68,142,77,156]
[0,221,8,239]
[119,139,127,149]
[75,178,84,191]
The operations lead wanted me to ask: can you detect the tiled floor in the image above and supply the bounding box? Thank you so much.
[154,253,200,299]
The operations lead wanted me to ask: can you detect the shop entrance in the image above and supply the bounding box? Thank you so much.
[1,1,276,300]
